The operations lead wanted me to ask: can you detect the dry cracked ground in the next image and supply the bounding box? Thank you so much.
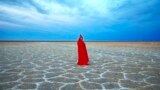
[0,42,160,90]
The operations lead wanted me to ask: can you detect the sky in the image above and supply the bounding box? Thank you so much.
[0,0,160,41]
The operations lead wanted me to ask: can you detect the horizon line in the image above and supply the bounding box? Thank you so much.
[0,40,160,42]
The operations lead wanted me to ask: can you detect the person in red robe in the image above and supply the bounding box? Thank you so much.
[77,35,89,65]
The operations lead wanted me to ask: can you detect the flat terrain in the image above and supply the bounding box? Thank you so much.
[0,42,160,90]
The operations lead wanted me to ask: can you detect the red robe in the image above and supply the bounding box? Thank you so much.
[77,35,89,65]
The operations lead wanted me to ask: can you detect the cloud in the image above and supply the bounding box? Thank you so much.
[0,0,129,27]
[0,0,160,41]
[0,1,81,27]
[0,0,159,28]
[0,21,24,28]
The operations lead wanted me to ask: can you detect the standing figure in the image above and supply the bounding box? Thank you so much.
[77,35,89,65]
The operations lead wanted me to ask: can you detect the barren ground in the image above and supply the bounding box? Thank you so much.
[0,42,160,90]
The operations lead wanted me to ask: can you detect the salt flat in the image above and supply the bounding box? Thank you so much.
[0,42,160,90]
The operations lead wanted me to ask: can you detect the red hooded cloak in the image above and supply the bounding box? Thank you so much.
[77,35,89,65]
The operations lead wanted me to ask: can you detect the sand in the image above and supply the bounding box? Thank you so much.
[0,42,160,90]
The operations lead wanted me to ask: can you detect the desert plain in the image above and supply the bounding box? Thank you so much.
[0,42,160,90]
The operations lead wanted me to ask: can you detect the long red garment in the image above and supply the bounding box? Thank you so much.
[77,35,89,65]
